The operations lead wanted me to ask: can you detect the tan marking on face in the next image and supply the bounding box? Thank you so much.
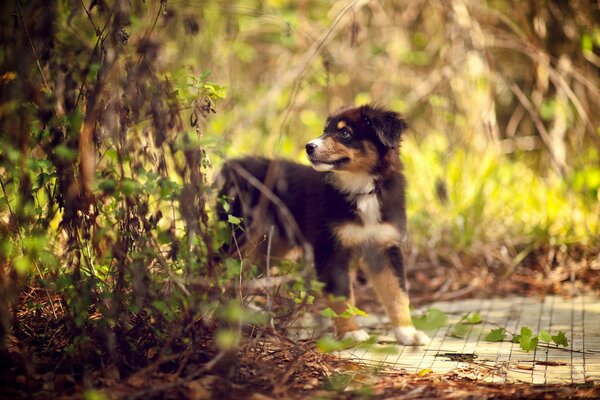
[311,136,352,160]
[361,267,413,327]
[337,120,347,130]
[335,222,402,248]
[311,137,378,174]
[345,142,378,173]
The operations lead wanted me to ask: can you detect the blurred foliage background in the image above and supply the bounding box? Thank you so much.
[0,0,599,396]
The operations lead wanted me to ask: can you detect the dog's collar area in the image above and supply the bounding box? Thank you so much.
[354,181,380,196]
[355,184,380,196]
[330,171,379,197]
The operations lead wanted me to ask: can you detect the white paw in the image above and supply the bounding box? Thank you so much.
[393,326,430,346]
[343,329,370,342]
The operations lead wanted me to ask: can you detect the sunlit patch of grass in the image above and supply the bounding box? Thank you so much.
[403,134,600,252]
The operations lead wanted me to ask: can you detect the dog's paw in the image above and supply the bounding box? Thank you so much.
[342,329,370,342]
[393,326,430,346]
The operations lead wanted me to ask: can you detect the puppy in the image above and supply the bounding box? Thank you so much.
[217,104,430,346]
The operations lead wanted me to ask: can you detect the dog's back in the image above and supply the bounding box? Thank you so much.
[217,157,354,257]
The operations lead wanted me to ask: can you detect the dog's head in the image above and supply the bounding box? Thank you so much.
[305,104,407,173]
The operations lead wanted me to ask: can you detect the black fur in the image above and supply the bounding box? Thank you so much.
[217,104,409,316]
[360,104,407,149]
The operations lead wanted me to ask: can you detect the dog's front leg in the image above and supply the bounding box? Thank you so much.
[316,248,369,342]
[362,245,430,346]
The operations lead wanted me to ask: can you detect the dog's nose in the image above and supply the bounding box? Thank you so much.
[305,142,317,155]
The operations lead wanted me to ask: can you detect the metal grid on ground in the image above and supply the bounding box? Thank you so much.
[290,295,600,384]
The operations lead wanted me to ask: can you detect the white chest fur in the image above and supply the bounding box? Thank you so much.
[334,193,402,247]
[356,194,381,225]
[331,172,403,247]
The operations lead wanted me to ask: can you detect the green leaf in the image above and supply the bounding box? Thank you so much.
[539,329,552,342]
[84,389,107,400]
[152,300,168,312]
[199,69,212,81]
[582,33,593,52]
[519,335,539,352]
[204,83,227,99]
[520,326,533,338]
[67,109,83,133]
[227,215,242,225]
[14,256,32,275]
[219,197,230,213]
[317,335,364,353]
[23,234,47,253]
[450,323,470,339]
[215,329,239,350]
[157,229,172,244]
[485,328,506,342]
[320,307,338,318]
[348,304,368,317]
[120,178,142,196]
[412,308,448,331]
[552,331,568,347]
[316,336,344,353]
[224,258,241,279]
[97,178,117,194]
[463,312,482,324]
[338,303,368,318]
[290,290,314,305]
[215,301,267,326]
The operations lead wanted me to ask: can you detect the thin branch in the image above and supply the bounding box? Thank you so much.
[74,35,104,110]
[149,236,191,297]
[232,231,245,302]
[548,68,594,135]
[505,80,566,177]
[74,0,116,109]
[15,0,50,91]
[80,0,99,35]
[266,224,275,328]
[135,0,166,68]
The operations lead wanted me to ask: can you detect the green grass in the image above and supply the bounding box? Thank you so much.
[402,134,600,252]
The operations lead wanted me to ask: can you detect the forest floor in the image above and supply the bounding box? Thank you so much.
[2,247,600,399]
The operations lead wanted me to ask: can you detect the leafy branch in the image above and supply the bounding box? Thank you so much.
[485,327,569,352]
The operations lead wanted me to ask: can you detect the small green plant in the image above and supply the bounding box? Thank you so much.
[316,303,371,352]
[485,328,507,342]
[411,309,570,353]
[485,326,569,352]
[316,336,360,353]
[411,307,448,331]
[512,327,539,352]
[289,289,315,305]
[450,312,483,338]
[320,303,368,319]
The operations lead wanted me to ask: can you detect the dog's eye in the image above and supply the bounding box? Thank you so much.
[339,129,351,139]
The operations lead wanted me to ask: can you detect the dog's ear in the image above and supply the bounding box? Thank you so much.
[361,104,407,148]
